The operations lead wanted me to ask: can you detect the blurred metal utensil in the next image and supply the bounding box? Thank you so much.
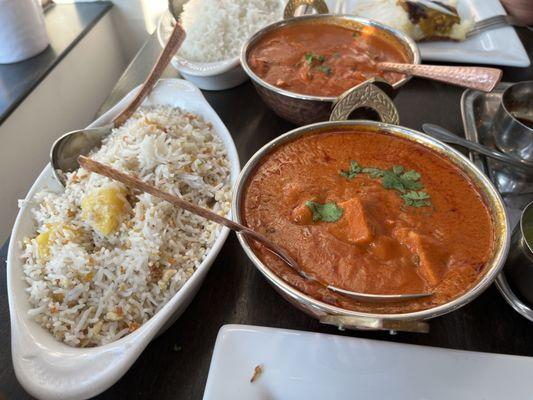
[500,201,533,307]
[422,123,533,172]
[79,155,433,303]
[51,23,186,186]
[467,14,530,38]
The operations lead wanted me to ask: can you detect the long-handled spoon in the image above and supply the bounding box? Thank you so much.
[78,155,433,303]
[51,22,186,186]
[422,123,533,172]
[378,63,502,92]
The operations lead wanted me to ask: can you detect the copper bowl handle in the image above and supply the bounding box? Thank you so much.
[320,315,430,333]
[330,78,400,124]
[283,0,329,19]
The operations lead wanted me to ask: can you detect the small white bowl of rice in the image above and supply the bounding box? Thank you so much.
[157,0,284,90]
[7,79,240,400]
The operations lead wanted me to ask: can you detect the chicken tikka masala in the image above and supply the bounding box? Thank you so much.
[242,129,495,313]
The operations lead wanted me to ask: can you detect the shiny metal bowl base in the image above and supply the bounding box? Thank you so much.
[240,14,420,126]
[232,121,510,332]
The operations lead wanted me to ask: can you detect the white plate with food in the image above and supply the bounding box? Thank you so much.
[157,0,285,90]
[204,325,533,400]
[339,0,530,67]
[7,78,240,400]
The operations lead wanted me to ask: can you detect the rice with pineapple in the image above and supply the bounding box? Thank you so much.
[20,105,231,347]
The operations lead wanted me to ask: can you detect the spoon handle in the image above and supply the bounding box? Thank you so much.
[112,23,186,128]
[422,123,533,170]
[378,62,502,92]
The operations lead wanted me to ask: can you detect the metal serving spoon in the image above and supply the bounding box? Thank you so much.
[422,123,533,172]
[50,23,186,186]
[378,63,502,92]
[79,156,433,303]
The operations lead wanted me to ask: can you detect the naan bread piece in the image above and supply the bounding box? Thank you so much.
[350,0,473,42]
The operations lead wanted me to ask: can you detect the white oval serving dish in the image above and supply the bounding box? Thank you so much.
[7,79,240,400]
[156,4,284,91]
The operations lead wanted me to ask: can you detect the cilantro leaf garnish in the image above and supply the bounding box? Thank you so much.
[381,168,424,193]
[318,65,332,75]
[340,160,362,180]
[339,160,432,208]
[401,191,432,207]
[401,170,420,181]
[382,170,407,192]
[304,53,326,66]
[392,165,404,175]
[361,167,384,179]
[305,201,344,223]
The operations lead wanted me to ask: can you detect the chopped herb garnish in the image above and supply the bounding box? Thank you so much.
[401,191,432,207]
[305,201,344,222]
[317,65,332,75]
[339,160,432,208]
[334,52,341,58]
[392,165,404,175]
[361,167,384,179]
[353,31,361,38]
[340,160,362,180]
[382,168,424,193]
[304,53,326,65]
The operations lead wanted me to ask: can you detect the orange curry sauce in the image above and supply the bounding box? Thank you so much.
[242,130,495,313]
[248,23,408,97]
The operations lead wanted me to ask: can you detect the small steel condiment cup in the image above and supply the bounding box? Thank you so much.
[498,201,533,312]
[493,81,533,165]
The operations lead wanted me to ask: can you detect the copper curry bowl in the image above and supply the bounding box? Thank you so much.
[240,13,420,126]
[231,118,510,333]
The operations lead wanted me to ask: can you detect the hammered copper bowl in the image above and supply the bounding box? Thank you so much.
[232,120,510,333]
[240,14,420,126]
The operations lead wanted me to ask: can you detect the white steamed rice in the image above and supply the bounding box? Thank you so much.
[20,105,231,347]
[178,0,282,62]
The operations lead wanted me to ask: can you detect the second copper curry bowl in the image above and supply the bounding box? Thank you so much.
[240,13,421,126]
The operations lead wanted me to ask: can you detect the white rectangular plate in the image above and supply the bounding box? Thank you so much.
[335,0,530,67]
[204,325,533,400]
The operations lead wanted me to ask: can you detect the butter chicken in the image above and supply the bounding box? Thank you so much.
[242,129,495,313]
[248,23,409,97]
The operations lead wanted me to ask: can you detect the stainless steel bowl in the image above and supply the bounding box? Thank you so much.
[493,81,533,165]
[240,13,420,126]
[232,120,510,333]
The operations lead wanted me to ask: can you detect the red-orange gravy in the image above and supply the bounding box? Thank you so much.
[242,130,495,313]
[248,23,408,97]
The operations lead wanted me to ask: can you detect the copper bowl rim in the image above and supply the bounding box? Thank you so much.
[231,120,510,321]
[240,14,421,103]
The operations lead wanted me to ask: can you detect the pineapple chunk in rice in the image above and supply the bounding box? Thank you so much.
[81,184,129,236]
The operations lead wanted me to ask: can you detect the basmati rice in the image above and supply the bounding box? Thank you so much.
[20,105,231,347]
[178,0,282,62]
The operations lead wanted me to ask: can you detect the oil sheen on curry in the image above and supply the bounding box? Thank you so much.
[248,23,408,97]
[242,130,495,313]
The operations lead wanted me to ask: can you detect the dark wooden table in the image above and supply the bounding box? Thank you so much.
[1,28,532,400]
